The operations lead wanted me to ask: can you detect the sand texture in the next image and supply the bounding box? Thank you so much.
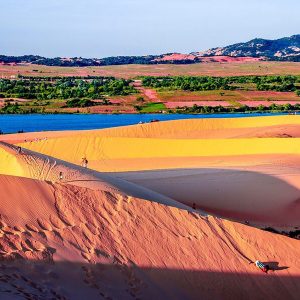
[0,115,300,299]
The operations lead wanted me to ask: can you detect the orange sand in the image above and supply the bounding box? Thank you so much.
[0,115,300,299]
[0,173,300,299]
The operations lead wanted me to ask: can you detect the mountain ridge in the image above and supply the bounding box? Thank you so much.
[1,34,300,67]
[198,34,300,60]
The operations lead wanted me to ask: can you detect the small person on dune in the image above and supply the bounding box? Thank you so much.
[81,157,88,168]
[255,260,270,273]
[59,171,63,181]
[17,146,22,154]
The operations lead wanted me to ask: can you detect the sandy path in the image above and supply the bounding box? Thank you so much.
[132,79,161,102]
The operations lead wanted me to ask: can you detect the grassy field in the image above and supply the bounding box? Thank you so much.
[138,102,166,113]
[1,61,300,79]
[157,89,300,109]
[158,89,300,102]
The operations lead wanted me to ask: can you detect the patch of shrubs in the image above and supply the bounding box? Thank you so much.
[65,98,96,108]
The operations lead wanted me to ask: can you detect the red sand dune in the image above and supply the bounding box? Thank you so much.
[1,116,300,299]
[0,173,300,299]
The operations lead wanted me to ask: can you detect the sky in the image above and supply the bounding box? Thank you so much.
[1,0,299,58]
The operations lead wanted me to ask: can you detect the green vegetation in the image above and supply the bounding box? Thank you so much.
[179,103,300,114]
[142,75,300,94]
[256,75,298,92]
[136,96,145,102]
[1,74,300,114]
[142,76,233,91]
[0,54,164,67]
[1,102,22,114]
[135,102,166,113]
[65,98,96,108]
[0,77,136,100]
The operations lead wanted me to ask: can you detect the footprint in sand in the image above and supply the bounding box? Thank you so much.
[21,240,32,252]
[81,226,95,245]
[49,215,65,230]
[28,239,45,251]
[58,213,76,227]
[37,218,53,231]
[0,220,7,228]
[51,230,64,241]
[4,235,23,251]
[25,224,40,233]
[0,239,14,254]
[81,251,91,261]
[85,222,99,235]
[13,226,25,233]
[1,226,16,235]
[94,248,111,259]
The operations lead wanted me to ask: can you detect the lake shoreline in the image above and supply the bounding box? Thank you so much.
[0,112,291,135]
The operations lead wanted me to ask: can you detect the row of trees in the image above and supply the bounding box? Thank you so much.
[142,75,300,93]
[0,77,136,100]
[142,76,233,91]
[179,103,300,114]
[0,55,162,67]
[255,75,299,92]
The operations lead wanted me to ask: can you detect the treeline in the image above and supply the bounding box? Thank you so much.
[142,76,232,90]
[255,75,299,92]
[17,75,120,81]
[0,55,184,67]
[0,77,136,100]
[142,75,300,93]
[179,103,300,114]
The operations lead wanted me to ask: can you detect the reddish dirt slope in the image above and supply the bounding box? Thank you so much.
[154,53,197,62]
[198,55,263,63]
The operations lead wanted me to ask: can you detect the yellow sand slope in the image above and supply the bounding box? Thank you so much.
[5,116,299,229]
[7,115,299,173]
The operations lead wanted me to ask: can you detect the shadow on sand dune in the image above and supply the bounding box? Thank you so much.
[0,260,299,300]
[110,168,300,228]
[263,261,289,271]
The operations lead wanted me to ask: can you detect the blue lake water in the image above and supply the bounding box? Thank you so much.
[0,113,288,134]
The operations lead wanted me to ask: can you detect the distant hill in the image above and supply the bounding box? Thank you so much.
[1,35,300,67]
[197,35,300,61]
